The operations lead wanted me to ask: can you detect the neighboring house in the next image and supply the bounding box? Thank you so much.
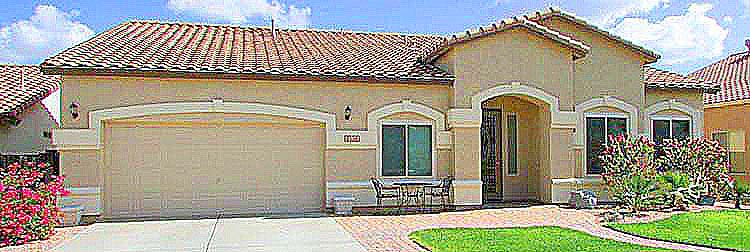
[43,8,712,220]
[642,66,719,145]
[691,41,750,183]
[0,65,59,154]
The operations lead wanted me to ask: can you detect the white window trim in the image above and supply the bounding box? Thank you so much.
[643,100,702,138]
[650,115,691,141]
[505,113,519,176]
[378,119,437,178]
[584,112,629,176]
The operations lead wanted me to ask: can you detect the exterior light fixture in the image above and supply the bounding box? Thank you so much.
[344,105,352,120]
[69,102,80,120]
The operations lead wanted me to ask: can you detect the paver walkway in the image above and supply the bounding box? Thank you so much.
[335,206,727,252]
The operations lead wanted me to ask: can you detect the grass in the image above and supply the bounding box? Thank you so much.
[607,210,750,251]
[408,226,680,252]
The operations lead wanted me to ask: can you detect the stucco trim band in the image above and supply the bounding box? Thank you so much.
[447,82,576,128]
[574,96,639,146]
[54,100,338,149]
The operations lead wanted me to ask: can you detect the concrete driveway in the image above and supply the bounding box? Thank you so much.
[51,217,365,252]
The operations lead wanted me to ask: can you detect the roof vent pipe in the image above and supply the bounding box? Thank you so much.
[271,18,276,40]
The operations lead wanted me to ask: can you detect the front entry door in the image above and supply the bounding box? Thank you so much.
[481,109,502,203]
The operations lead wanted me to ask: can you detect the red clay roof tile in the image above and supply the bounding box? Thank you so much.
[0,65,60,116]
[42,21,454,84]
[643,66,719,93]
[689,51,750,105]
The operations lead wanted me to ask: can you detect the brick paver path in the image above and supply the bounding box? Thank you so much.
[335,206,727,252]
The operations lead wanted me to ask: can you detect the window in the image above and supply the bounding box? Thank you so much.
[586,116,627,175]
[381,124,432,177]
[712,131,746,173]
[652,118,690,144]
[506,114,518,176]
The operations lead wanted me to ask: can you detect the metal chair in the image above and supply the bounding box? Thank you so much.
[370,177,400,207]
[425,177,454,209]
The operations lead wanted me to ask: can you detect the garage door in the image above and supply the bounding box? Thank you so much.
[103,116,325,219]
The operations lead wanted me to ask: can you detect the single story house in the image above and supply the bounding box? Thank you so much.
[44,8,716,220]
[692,41,750,183]
[0,65,59,154]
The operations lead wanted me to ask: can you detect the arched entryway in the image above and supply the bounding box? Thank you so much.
[472,83,557,203]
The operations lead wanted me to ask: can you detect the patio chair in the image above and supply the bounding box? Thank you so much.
[425,177,454,209]
[370,177,400,207]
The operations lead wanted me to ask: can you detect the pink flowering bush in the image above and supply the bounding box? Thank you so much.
[600,135,732,212]
[599,135,659,212]
[657,138,730,197]
[0,162,68,247]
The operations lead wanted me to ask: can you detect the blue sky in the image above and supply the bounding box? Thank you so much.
[1,0,748,120]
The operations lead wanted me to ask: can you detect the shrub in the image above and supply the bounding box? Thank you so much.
[599,135,658,212]
[655,171,703,209]
[656,138,730,197]
[618,175,661,213]
[728,177,750,209]
[0,162,67,247]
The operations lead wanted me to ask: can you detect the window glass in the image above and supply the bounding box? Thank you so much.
[382,125,406,176]
[652,120,670,145]
[586,118,606,175]
[672,120,690,140]
[407,125,432,176]
[607,118,627,137]
[507,114,518,175]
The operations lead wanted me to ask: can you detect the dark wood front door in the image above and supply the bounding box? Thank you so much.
[481,109,502,203]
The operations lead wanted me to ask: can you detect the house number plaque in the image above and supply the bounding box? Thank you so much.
[343,134,361,143]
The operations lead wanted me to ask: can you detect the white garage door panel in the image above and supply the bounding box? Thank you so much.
[105,121,325,219]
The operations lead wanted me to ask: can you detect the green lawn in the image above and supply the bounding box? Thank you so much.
[607,210,750,251]
[408,226,679,252]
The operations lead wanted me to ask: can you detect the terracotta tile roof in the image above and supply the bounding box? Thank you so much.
[41,21,454,84]
[689,51,750,105]
[527,7,661,63]
[0,65,60,117]
[423,16,591,63]
[643,66,719,93]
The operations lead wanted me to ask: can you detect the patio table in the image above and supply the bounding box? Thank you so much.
[392,181,435,207]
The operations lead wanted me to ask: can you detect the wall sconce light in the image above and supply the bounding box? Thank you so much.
[69,102,80,120]
[344,105,352,120]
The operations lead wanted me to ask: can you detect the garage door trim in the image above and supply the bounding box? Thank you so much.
[88,101,337,148]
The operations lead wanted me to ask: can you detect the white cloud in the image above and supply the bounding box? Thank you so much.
[611,3,729,65]
[167,0,312,28]
[744,0,750,18]
[0,5,94,64]
[586,0,670,27]
[723,16,734,24]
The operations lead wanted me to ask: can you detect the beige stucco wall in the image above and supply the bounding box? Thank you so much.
[538,17,646,115]
[60,77,451,130]
[436,27,576,110]
[0,103,56,153]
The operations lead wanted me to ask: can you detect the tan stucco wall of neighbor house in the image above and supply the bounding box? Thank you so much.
[705,103,750,183]
[0,103,56,153]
